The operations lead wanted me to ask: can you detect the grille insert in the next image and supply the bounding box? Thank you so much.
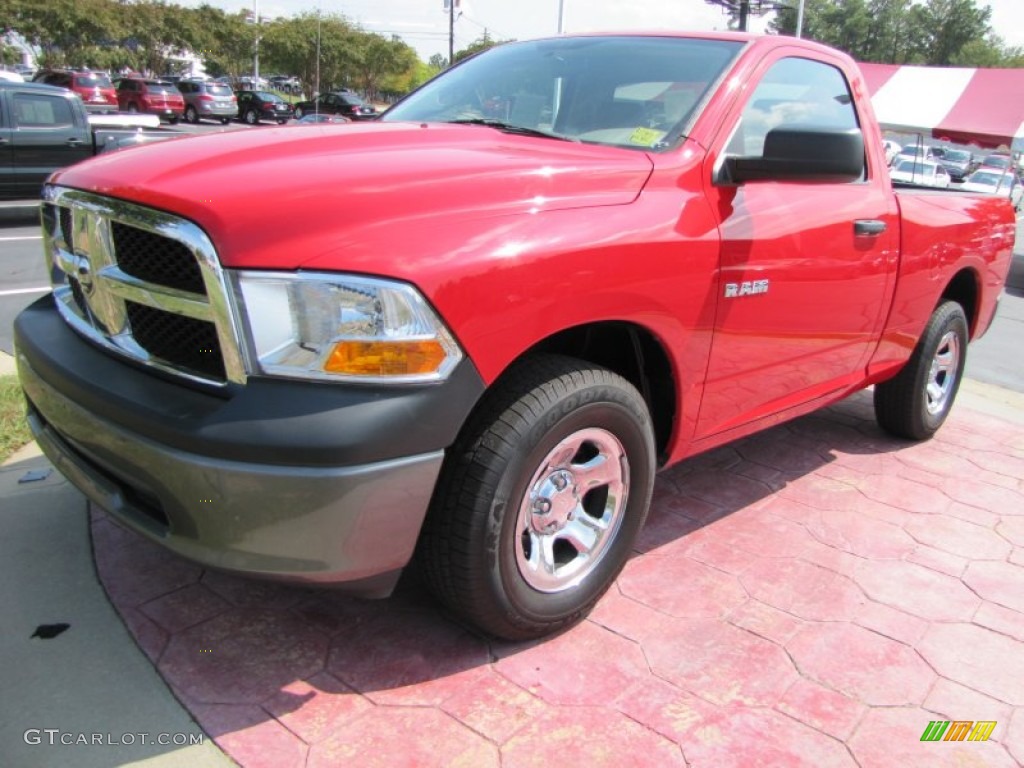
[126,302,226,380]
[59,206,74,251]
[112,221,205,294]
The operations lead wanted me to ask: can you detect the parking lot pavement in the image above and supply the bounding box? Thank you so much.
[4,383,1020,767]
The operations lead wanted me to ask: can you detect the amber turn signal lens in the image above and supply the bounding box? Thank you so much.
[324,340,448,376]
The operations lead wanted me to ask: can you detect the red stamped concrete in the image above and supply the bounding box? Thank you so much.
[88,391,1024,766]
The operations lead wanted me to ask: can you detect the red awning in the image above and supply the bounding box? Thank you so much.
[859,62,1024,150]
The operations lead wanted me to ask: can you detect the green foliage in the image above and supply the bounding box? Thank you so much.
[0,375,32,465]
[771,0,1021,67]
[454,32,512,63]
[3,0,434,96]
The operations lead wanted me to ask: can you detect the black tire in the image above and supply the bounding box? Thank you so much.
[184,106,198,124]
[168,116,179,125]
[220,118,231,125]
[874,300,968,440]
[277,119,288,125]
[294,106,304,119]
[419,355,656,640]
[244,109,258,125]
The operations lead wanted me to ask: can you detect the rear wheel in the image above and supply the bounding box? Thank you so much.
[184,106,198,123]
[874,300,968,440]
[294,106,304,119]
[419,355,656,640]
[220,118,231,125]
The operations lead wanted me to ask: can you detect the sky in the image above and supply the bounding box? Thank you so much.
[177,0,1024,63]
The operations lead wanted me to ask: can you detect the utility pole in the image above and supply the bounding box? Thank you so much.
[448,0,455,66]
[558,0,565,34]
[252,0,260,86]
[738,0,749,31]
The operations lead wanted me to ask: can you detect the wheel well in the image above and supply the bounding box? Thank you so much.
[941,269,979,337]
[525,322,676,465]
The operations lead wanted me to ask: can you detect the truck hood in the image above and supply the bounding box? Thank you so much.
[50,122,655,269]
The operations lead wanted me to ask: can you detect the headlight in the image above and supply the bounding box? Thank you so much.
[234,271,463,382]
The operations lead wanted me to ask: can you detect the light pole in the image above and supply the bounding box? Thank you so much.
[558,0,565,34]
[796,0,805,37]
[253,0,260,86]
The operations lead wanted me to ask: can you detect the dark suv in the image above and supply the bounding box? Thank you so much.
[32,70,118,113]
[236,90,294,124]
[293,90,377,121]
[178,80,237,124]
[116,77,185,123]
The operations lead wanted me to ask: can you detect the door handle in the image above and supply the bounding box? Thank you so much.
[854,219,887,237]
[66,138,85,146]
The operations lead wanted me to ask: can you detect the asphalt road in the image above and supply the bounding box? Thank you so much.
[2,166,1023,394]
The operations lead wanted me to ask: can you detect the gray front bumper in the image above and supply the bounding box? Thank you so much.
[19,350,444,597]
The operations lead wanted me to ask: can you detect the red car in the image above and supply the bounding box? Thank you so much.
[116,77,185,123]
[32,70,118,113]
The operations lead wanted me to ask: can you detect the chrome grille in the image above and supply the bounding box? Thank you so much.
[42,186,247,386]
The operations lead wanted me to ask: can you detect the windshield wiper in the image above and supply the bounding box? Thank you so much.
[448,118,577,142]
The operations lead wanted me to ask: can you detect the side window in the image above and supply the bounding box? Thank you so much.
[13,93,74,128]
[727,57,860,162]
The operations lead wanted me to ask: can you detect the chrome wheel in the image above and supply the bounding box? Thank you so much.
[515,427,629,593]
[926,330,960,415]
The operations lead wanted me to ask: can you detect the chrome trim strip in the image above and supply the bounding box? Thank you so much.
[43,185,247,385]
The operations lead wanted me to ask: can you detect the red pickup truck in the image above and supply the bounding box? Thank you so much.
[14,32,1015,639]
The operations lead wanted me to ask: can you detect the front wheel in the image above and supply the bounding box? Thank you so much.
[874,300,968,440]
[294,106,304,119]
[184,106,198,124]
[418,355,656,640]
[244,109,258,125]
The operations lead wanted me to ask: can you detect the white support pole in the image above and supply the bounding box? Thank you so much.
[796,0,805,38]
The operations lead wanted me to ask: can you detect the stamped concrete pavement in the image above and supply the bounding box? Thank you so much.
[23,382,1022,768]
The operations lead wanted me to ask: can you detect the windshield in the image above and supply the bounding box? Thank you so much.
[942,150,971,163]
[255,91,285,102]
[969,171,1006,186]
[894,159,935,174]
[77,74,112,88]
[382,36,743,151]
[982,155,1010,169]
[146,81,179,93]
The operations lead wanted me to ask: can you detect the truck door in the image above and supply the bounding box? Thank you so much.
[696,53,898,438]
[9,88,92,197]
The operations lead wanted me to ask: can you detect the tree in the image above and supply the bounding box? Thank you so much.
[912,0,991,65]
[454,32,511,63]
[771,0,1020,67]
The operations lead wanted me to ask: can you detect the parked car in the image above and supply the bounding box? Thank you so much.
[962,168,1023,210]
[894,144,939,165]
[178,80,237,124]
[293,90,377,121]
[295,113,350,124]
[116,77,185,123]
[236,90,294,124]
[889,158,951,188]
[935,148,974,182]
[32,69,118,113]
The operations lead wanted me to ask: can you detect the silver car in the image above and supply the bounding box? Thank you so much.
[178,80,238,125]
